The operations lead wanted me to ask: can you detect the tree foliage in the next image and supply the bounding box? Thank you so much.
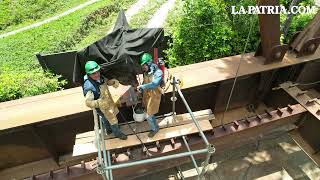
[166,0,316,67]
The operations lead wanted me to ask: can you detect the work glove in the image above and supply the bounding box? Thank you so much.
[107,79,120,88]
[137,85,144,93]
[85,91,100,109]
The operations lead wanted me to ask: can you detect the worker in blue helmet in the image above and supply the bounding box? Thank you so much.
[82,60,127,140]
[138,53,163,138]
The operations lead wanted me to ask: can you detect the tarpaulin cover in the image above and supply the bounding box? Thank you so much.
[73,10,164,85]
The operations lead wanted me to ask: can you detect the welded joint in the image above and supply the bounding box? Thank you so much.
[81,161,86,171]
[211,129,215,135]
[126,148,132,159]
[287,104,294,113]
[156,141,161,150]
[265,110,273,119]
[221,125,227,131]
[277,108,283,117]
[306,99,317,105]
[112,153,117,163]
[245,117,251,125]
[48,170,54,179]
[170,138,176,149]
[297,91,307,96]
[233,120,239,130]
[65,166,70,175]
[288,83,299,88]
[256,114,263,121]
[143,146,151,157]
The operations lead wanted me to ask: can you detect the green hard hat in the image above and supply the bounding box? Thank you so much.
[140,53,152,65]
[85,61,100,75]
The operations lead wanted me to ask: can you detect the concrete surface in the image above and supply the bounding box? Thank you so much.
[135,132,320,180]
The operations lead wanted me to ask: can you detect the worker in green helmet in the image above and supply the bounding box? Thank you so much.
[82,60,127,140]
[137,53,163,138]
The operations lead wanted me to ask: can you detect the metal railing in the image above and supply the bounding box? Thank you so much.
[92,76,215,180]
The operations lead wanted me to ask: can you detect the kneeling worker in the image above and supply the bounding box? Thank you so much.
[138,53,163,138]
[83,60,127,140]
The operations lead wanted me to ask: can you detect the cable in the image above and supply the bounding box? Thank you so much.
[219,16,255,126]
[118,111,151,155]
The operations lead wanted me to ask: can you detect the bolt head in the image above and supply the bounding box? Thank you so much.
[308,43,316,52]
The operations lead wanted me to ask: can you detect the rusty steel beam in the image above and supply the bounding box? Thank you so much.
[30,127,59,165]
[279,82,320,120]
[112,105,305,180]
[1,49,319,171]
[278,82,320,153]
[255,0,288,64]
[26,104,306,180]
[290,12,320,57]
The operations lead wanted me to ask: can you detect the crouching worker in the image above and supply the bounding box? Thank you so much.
[83,60,127,140]
[138,53,163,138]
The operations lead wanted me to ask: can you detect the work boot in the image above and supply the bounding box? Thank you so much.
[148,129,159,138]
[98,114,112,134]
[105,127,112,135]
[110,124,127,140]
[147,115,159,133]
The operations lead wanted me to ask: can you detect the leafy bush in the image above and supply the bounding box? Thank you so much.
[166,0,316,67]
[166,0,261,67]
[166,0,234,67]
[225,0,260,54]
[0,70,66,101]
[280,0,317,43]
[281,13,316,43]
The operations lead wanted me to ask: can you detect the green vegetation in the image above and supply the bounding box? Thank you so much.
[54,0,137,52]
[166,0,316,67]
[163,0,182,36]
[0,0,88,33]
[129,0,167,28]
[166,0,259,67]
[280,0,316,43]
[76,0,137,49]
[281,13,316,44]
[0,0,135,102]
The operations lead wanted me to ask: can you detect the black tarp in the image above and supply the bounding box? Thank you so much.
[73,10,164,85]
[37,51,78,88]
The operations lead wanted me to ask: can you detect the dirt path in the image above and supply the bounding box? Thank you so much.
[146,0,176,28]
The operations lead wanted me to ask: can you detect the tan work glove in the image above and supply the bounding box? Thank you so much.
[107,79,120,88]
[85,91,100,108]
